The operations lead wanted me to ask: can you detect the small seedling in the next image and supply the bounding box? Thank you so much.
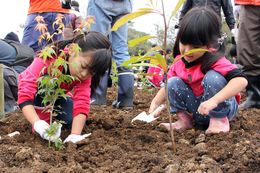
[35,14,94,149]
[111,0,210,153]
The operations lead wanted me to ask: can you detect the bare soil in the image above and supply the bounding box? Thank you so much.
[0,88,259,173]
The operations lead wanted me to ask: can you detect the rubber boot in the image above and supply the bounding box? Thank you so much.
[206,117,230,134]
[91,72,108,105]
[160,111,193,131]
[112,67,134,109]
[239,75,260,109]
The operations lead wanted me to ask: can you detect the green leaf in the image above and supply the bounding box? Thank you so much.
[180,48,209,59]
[128,35,157,48]
[39,46,56,60]
[171,0,185,17]
[69,43,81,57]
[121,54,162,67]
[145,46,163,55]
[154,53,167,72]
[54,138,64,150]
[127,63,159,68]
[53,57,66,68]
[111,9,157,31]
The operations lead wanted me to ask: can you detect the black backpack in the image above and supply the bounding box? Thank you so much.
[1,39,34,68]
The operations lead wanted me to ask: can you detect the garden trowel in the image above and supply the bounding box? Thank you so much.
[131,104,166,123]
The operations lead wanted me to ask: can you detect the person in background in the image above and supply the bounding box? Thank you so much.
[71,1,80,12]
[149,7,247,134]
[0,32,34,113]
[22,0,70,52]
[4,32,20,43]
[18,31,112,143]
[87,0,134,109]
[3,66,19,113]
[235,0,260,109]
[166,48,173,65]
[178,0,236,34]
[62,0,83,40]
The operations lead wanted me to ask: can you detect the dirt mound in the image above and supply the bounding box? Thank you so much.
[0,88,259,172]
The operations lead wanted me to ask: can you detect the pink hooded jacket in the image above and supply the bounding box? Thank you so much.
[18,57,91,120]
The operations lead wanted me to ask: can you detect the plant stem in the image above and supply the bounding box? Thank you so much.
[161,0,168,52]
[48,103,55,147]
[160,0,176,153]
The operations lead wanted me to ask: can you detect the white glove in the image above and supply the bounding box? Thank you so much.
[64,133,91,143]
[33,120,62,142]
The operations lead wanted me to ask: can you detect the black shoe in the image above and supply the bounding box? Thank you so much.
[239,75,260,109]
[112,100,133,110]
[239,99,260,110]
[90,98,106,106]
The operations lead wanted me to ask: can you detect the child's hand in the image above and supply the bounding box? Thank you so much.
[64,133,91,143]
[149,103,160,115]
[33,120,61,141]
[198,99,218,115]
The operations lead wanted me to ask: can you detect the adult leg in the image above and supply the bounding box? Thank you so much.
[22,13,41,52]
[22,13,70,52]
[111,23,134,108]
[3,66,19,113]
[237,6,260,109]
[87,0,112,105]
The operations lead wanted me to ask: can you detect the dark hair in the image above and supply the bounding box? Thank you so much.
[166,48,172,54]
[52,31,112,91]
[71,1,79,11]
[61,0,71,9]
[71,1,79,7]
[177,7,225,73]
[5,32,20,43]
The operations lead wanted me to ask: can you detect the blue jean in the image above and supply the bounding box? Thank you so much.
[168,70,238,126]
[0,40,16,66]
[22,12,70,52]
[87,0,133,66]
[34,95,73,128]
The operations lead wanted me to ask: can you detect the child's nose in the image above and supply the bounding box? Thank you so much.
[185,46,193,54]
[186,46,192,51]
[81,70,88,78]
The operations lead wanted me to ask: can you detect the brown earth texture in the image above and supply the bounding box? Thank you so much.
[0,87,259,173]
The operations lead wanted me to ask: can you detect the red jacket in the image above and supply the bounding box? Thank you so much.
[28,0,69,14]
[235,0,260,5]
[18,57,91,117]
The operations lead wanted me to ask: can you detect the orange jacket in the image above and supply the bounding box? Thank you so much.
[28,0,69,14]
[235,0,260,5]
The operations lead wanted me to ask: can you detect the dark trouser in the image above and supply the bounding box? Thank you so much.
[237,6,260,108]
[22,12,70,52]
[237,6,260,76]
[34,94,73,128]
[88,0,134,108]
[91,67,134,108]
[3,66,19,113]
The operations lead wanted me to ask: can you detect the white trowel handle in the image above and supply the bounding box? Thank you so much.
[150,104,166,117]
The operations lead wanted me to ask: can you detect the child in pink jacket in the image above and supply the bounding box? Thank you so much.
[149,7,247,134]
[18,31,112,143]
